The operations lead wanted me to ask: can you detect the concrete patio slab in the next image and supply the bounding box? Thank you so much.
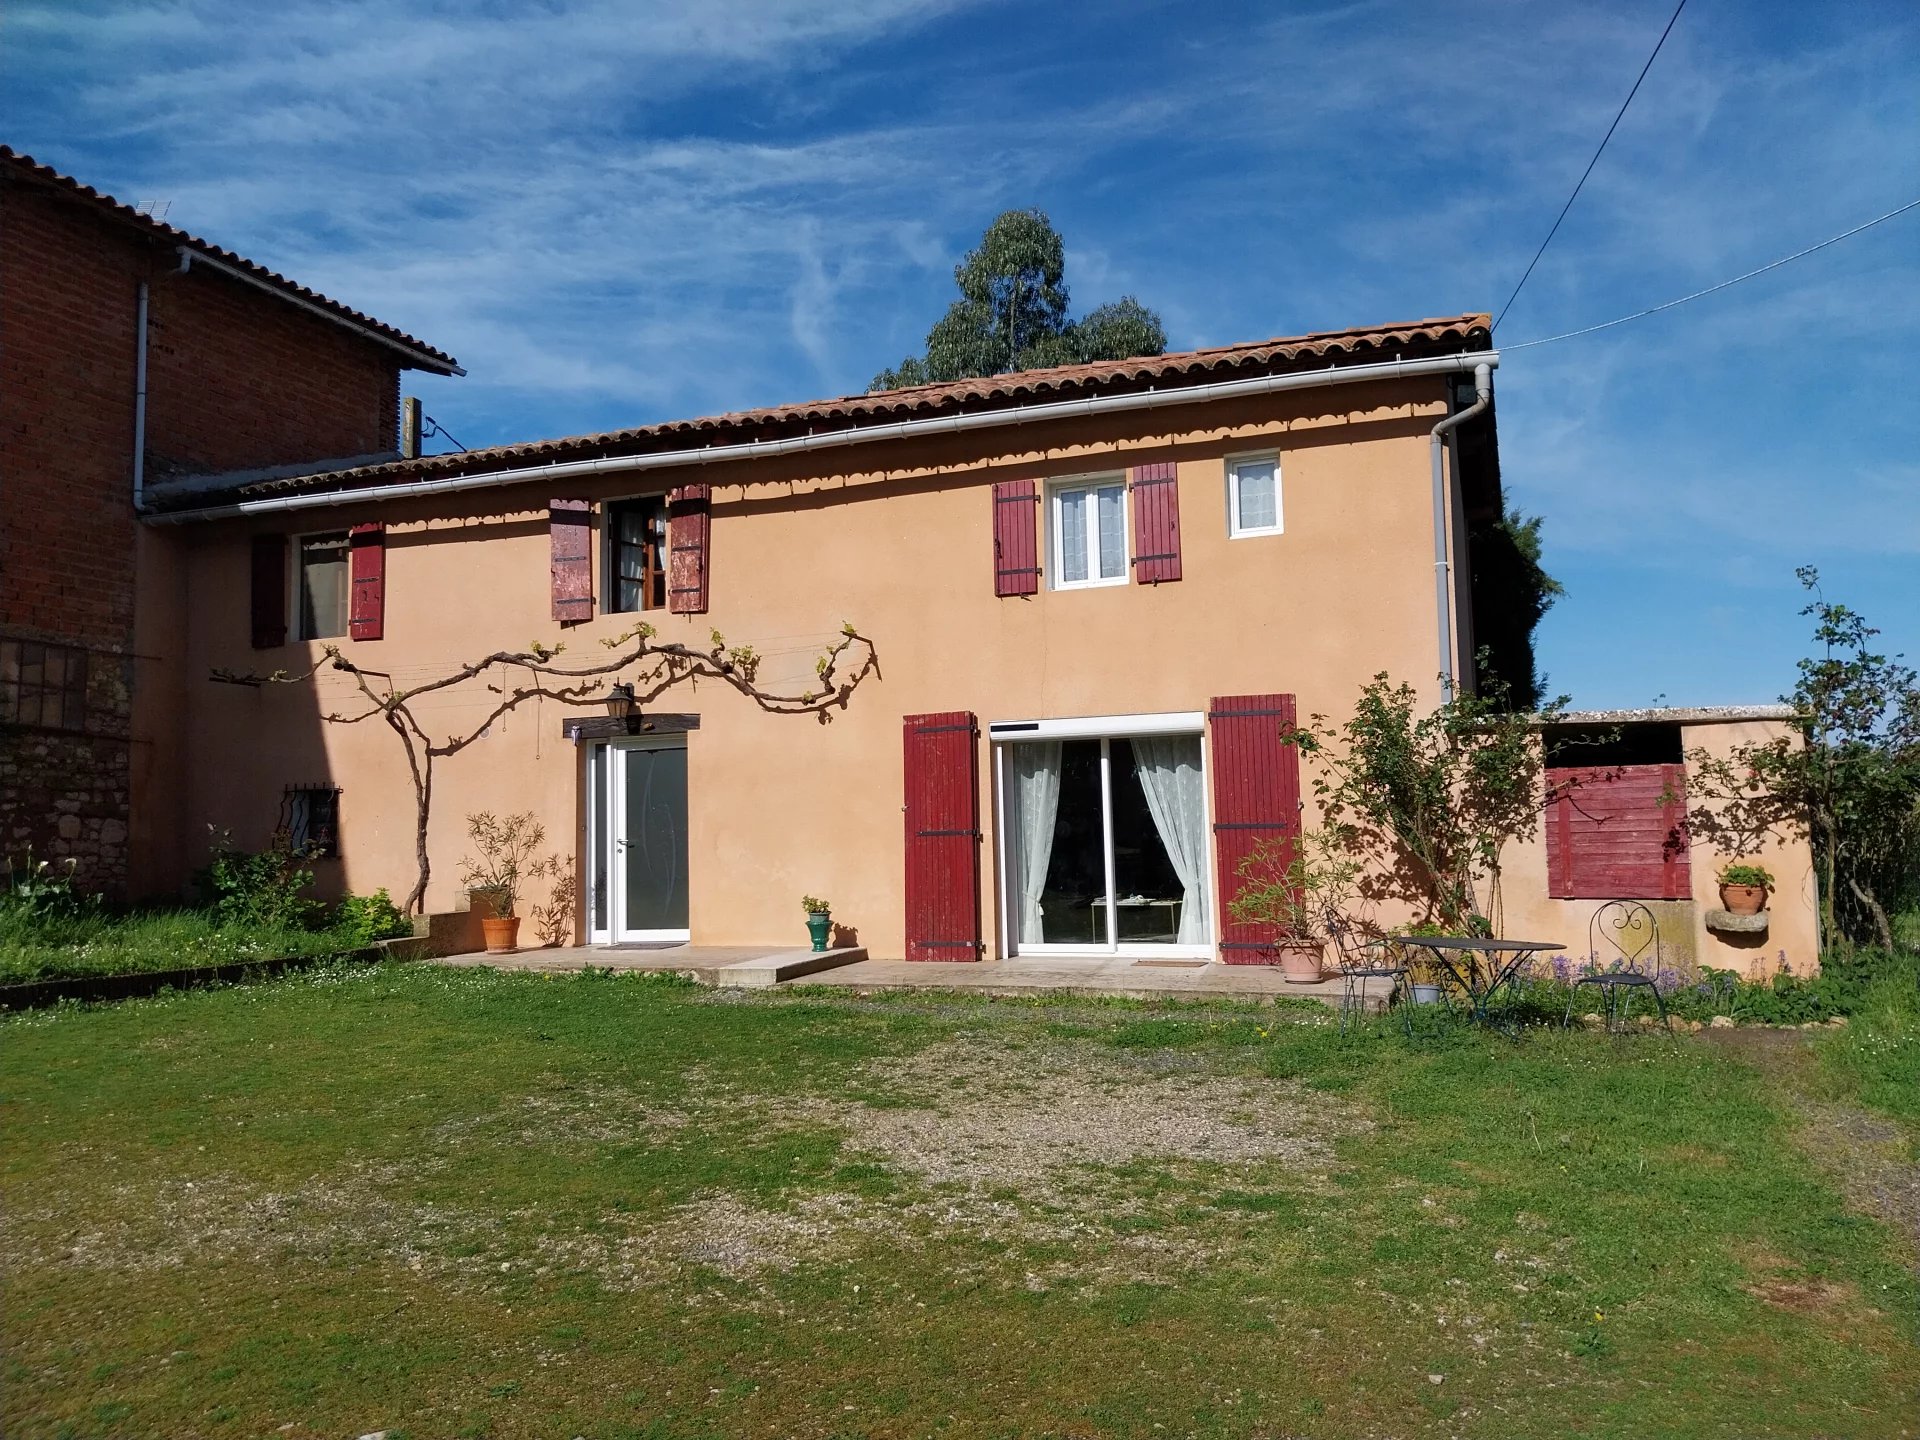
[432,946,1383,1009]
[792,955,1386,1008]
[432,944,868,986]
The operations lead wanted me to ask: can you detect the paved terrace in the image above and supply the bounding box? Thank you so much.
[434,944,1383,1007]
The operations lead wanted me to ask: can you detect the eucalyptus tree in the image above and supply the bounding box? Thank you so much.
[870,209,1166,390]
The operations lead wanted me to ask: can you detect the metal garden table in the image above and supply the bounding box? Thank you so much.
[1391,936,1565,1027]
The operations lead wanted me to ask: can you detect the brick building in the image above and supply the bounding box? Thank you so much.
[0,146,459,896]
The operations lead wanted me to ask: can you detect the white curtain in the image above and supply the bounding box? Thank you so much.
[1012,742,1062,944]
[1132,736,1210,944]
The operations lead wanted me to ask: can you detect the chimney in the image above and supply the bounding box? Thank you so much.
[401,396,422,460]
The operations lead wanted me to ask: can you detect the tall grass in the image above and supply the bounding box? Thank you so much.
[0,907,364,986]
[1819,943,1920,1126]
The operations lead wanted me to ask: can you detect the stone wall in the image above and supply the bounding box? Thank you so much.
[0,729,131,893]
[0,644,133,893]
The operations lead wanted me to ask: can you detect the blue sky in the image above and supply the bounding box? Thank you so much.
[8,0,1916,708]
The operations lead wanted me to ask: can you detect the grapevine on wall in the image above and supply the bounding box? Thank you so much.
[212,622,879,915]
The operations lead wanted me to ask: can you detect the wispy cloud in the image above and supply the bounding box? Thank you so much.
[6,0,1916,704]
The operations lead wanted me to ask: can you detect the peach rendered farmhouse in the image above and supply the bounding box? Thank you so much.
[131,312,1816,976]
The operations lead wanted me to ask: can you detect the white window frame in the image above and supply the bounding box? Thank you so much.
[989,712,1216,961]
[291,529,351,641]
[1225,452,1283,539]
[1048,474,1130,590]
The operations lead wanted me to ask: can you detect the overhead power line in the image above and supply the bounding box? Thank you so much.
[1493,0,1689,332]
[1502,195,1920,351]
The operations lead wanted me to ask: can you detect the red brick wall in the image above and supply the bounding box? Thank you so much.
[146,265,400,476]
[0,177,406,895]
[0,189,142,651]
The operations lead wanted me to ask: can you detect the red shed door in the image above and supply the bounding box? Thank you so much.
[903,711,982,961]
[1209,693,1302,964]
[1546,763,1690,900]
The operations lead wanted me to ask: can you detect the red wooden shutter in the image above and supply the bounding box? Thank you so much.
[668,484,710,614]
[1546,763,1690,900]
[250,534,286,649]
[991,480,1040,596]
[348,523,385,641]
[1209,693,1302,964]
[1130,462,1182,584]
[549,499,593,624]
[903,711,982,961]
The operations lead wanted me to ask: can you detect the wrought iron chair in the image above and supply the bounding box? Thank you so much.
[1324,907,1411,1036]
[1565,900,1675,1036]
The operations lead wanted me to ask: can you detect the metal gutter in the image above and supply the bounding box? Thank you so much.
[174,246,466,377]
[145,349,1499,525]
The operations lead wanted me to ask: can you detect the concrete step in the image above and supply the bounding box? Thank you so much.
[716,946,868,988]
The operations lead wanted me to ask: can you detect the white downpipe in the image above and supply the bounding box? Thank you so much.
[132,280,150,511]
[146,348,1499,524]
[1429,362,1492,702]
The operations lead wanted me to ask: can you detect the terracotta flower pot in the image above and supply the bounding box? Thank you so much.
[1719,884,1767,916]
[481,915,521,954]
[1276,938,1325,985]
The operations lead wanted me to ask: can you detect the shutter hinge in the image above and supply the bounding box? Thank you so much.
[918,828,981,838]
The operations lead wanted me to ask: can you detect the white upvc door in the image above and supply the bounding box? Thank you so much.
[586,737,691,945]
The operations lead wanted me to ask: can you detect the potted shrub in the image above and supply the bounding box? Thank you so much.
[1228,833,1362,984]
[458,811,546,954]
[802,895,832,953]
[1717,862,1774,916]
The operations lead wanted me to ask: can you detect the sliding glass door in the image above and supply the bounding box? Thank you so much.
[999,726,1210,957]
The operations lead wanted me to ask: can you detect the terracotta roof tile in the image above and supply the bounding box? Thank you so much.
[197,313,1489,506]
[2,145,460,374]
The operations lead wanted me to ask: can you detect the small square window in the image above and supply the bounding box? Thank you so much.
[0,638,88,732]
[606,497,668,613]
[1227,456,1282,538]
[282,785,341,859]
[296,533,350,639]
[1051,478,1128,589]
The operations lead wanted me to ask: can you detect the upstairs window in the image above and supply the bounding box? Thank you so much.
[296,533,350,639]
[607,497,668,613]
[1052,478,1127,589]
[1227,455,1281,538]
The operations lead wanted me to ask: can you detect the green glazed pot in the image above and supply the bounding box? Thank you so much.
[805,911,832,953]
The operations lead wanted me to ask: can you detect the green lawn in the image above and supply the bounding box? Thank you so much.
[3,966,1916,1439]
